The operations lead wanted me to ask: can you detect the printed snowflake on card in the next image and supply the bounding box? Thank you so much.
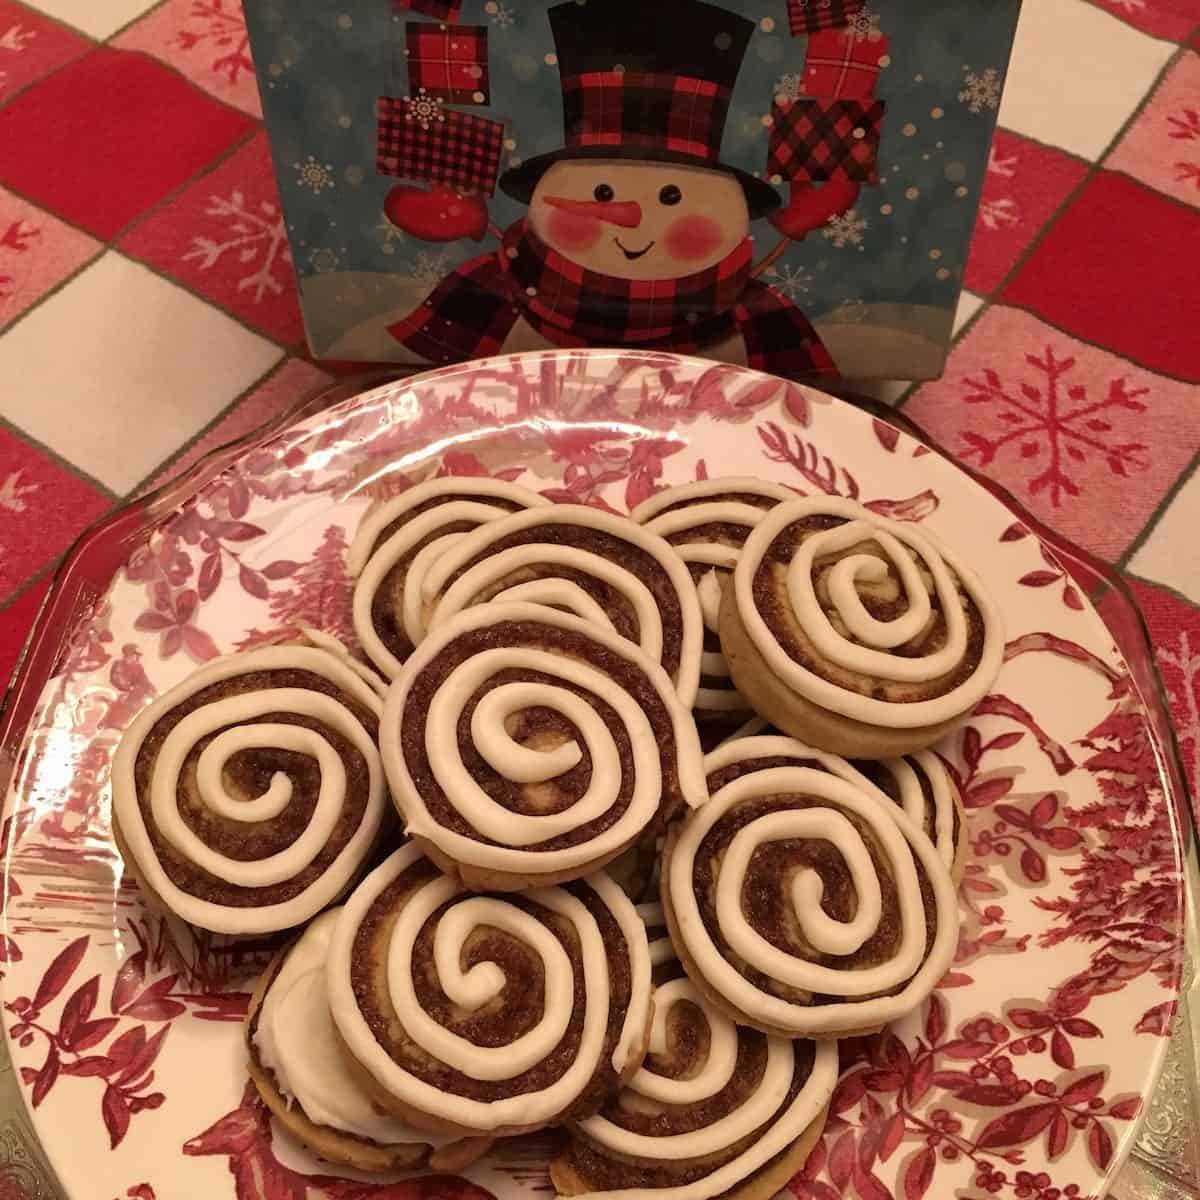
[294,155,335,195]
[182,191,290,304]
[483,0,514,27]
[959,348,1149,505]
[960,64,1003,114]
[764,262,813,300]
[843,6,882,42]
[823,208,867,248]
[774,71,804,102]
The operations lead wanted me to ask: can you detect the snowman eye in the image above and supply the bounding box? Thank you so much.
[593,184,615,202]
[659,185,682,206]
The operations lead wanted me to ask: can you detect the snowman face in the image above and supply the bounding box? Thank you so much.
[529,159,751,280]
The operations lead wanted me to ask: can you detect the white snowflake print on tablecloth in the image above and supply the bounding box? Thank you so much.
[960,64,1003,114]
[823,208,867,248]
[979,197,1019,231]
[0,21,35,87]
[183,192,291,304]
[174,0,253,87]
[0,472,36,513]
[294,155,334,195]
[960,348,1149,506]
[484,0,515,27]
[764,262,813,300]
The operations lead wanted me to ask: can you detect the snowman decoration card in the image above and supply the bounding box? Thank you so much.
[243,0,1021,380]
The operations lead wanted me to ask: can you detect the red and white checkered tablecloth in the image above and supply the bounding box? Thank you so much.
[0,0,1198,805]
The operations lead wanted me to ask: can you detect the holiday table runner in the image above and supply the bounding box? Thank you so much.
[0,0,1198,1197]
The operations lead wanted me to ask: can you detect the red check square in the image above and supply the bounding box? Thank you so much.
[406,22,489,105]
[1004,171,1200,382]
[965,131,1088,295]
[376,96,505,194]
[802,28,889,100]
[0,0,91,104]
[0,48,254,239]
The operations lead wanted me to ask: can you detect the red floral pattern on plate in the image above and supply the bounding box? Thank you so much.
[0,352,1183,1200]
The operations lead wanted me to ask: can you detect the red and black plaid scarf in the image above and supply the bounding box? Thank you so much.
[388,221,836,380]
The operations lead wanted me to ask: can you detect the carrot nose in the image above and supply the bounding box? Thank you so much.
[542,196,643,228]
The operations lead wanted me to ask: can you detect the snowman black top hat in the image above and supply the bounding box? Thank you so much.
[499,0,781,218]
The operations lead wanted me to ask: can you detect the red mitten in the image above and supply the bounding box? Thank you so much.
[768,175,861,242]
[384,184,489,243]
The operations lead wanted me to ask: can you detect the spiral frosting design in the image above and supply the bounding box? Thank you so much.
[557,902,837,1200]
[381,602,707,883]
[418,504,704,707]
[853,751,963,871]
[733,497,1003,729]
[633,479,793,721]
[326,844,652,1134]
[350,477,549,679]
[111,646,387,936]
[664,760,959,1036]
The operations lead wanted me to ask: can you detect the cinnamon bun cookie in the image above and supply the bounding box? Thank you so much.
[417,504,703,707]
[708,735,967,884]
[246,910,491,1173]
[632,478,793,727]
[662,758,959,1038]
[349,477,549,679]
[381,602,707,891]
[111,645,388,937]
[325,845,653,1138]
[552,903,837,1200]
[851,751,967,880]
[721,497,1004,758]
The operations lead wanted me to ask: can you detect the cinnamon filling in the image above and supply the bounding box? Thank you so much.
[753,516,987,708]
[370,516,493,663]
[351,859,633,1115]
[565,1028,817,1188]
[132,669,376,908]
[691,795,938,1008]
[366,492,526,563]
[438,525,686,685]
[856,758,961,851]
[399,620,685,847]
[653,493,780,519]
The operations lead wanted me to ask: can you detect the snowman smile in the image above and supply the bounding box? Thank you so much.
[614,238,656,261]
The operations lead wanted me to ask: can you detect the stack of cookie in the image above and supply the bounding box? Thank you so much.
[110,474,1004,1198]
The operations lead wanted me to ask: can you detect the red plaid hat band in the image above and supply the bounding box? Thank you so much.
[561,71,731,163]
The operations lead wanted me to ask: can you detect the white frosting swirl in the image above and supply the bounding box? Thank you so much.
[629,478,795,524]
[254,910,455,1147]
[733,497,1004,728]
[381,602,707,878]
[666,765,959,1035]
[866,751,960,870]
[570,901,838,1200]
[327,844,652,1132]
[111,646,386,936]
[418,505,703,708]
[704,734,891,803]
[350,478,549,679]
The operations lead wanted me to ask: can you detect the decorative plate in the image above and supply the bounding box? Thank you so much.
[0,351,1186,1200]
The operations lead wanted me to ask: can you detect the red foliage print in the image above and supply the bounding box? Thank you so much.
[756,421,938,521]
[237,525,355,651]
[8,920,250,1146]
[184,1081,498,1200]
[997,524,1084,611]
[959,348,1148,506]
[0,217,39,299]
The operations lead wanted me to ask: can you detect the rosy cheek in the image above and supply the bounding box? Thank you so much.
[546,208,603,252]
[664,215,724,262]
